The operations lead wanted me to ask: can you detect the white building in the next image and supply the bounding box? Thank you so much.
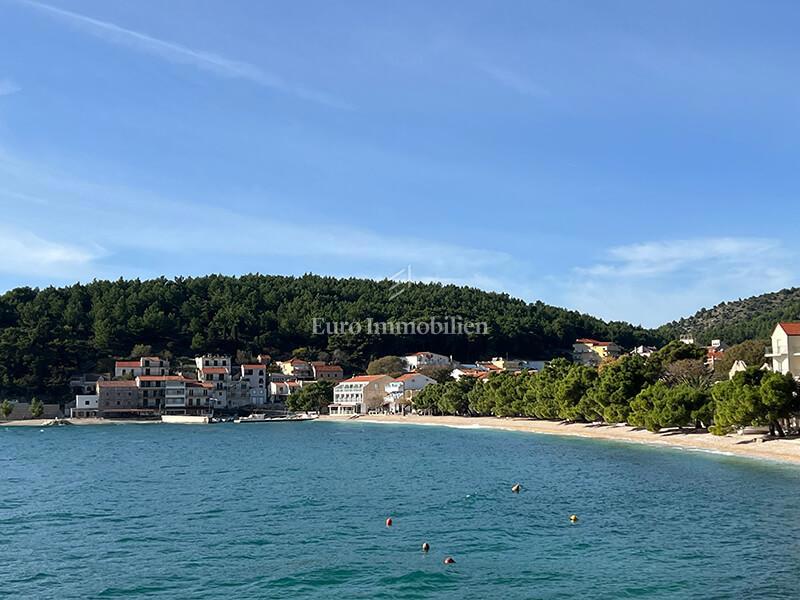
[196,356,231,406]
[329,375,394,415]
[384,373,436,413]
[71,394,98,418]
[115,356,169,378]
[403,352,451,372]
[240,364,268,405]
[631,346,657,358]
[766,323,800,377]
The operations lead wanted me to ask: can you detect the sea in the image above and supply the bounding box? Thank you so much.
[2,420,799,599]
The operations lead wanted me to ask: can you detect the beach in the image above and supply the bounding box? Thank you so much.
[321,413,800,465]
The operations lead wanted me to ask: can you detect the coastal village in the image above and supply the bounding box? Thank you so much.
[4,320,797,423]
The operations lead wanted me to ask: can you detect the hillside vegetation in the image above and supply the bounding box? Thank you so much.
[658,287,800,345]
[0,274,661,401]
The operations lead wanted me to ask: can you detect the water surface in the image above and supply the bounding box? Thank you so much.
[2,421,799,599]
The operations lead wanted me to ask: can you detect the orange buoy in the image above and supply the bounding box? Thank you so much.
[569,514,578,523]
[421,542,430,552]
[386,517,393,527]
[443,556,456,564]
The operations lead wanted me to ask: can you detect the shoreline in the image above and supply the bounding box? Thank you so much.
[320,414,800,466]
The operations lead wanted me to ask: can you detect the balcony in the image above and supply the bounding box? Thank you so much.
[765,346,787,358]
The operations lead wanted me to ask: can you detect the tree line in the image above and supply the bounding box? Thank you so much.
[410,341,799,436]
[0,274,661,401]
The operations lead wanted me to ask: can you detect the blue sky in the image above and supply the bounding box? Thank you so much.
[1,0,798,327]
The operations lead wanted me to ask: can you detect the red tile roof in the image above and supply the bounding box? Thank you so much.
[98,380,138,388]
[242,364,266,370]
[341,375,392,383]
[202,367,229,374]
[396,373,429,381]
[314,364,343,372]
[115,361,140,368]
[137,375,184,382]
[779,322,800,336]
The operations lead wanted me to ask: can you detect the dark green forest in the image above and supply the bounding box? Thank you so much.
[0,274,662,401]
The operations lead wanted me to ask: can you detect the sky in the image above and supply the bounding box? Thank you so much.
[1,0,799,327]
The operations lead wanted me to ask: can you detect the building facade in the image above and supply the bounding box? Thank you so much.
[572,339,622,367]
[329,375,394,415]
[766,323,800,376]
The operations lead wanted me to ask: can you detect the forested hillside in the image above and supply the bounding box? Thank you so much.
[658,287,800,345]
[0,274,661,400]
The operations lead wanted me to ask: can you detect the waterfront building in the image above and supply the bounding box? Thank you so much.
[329,375,394,415]
[572,339,622,367]
[71,394,99,418]
[69,373,106,396]
[240,364,268,405]
[383,373,436,413]
[766,322,800,377]
[96,380,151,417]
[196,355,231,407]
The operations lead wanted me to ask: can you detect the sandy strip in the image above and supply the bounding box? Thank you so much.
[320,414,800,466]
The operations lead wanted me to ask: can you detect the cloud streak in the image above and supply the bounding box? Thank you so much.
[18,0,348,108]
[0,79,21,96]
[0,226,103,278]
[564,237,794,326]
[478,63,549,98]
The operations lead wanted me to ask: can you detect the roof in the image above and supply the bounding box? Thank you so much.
[575,338,611,346]
[242,364,266,370]
[137,375,184,382]
[115,361,140,368]
[98,380,138,388]
[140,356,162,361]
[313,364,343,372]
[202,367,229,374]
[395,372,430,381]
[778,322,800,336]
[281,357,309,365]
[340,375,392,383]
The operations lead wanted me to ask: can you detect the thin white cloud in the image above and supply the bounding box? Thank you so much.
[564,237,794,326]
[0,148,515,285]
[0,79,21,96]
[478,63,549,98]
[0,226,103,278]
[578,237,780,278]
[18,0,348,109]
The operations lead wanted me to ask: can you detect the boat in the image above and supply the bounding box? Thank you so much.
[161,414,211,424]
[235,412,318,424]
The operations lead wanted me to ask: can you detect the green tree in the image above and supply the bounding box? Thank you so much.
[467,380,492,415]
[0,399,12,420]
[587,355,651,423]
[758,371,798,436]
[437,378,475,415]
[647,341,707,379]
[412,383,441,415]
[286,381,334,413]
[711,367,766,435]
[29,397,44,418]
[130,344,153,358]
[367,356,406,377]
[555,364,598,421]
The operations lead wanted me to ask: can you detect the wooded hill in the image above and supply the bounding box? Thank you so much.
[657,287,800,345]
[0,274,661,401]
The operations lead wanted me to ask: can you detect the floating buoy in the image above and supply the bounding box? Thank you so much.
[511,483,521,494]
[421,542,430,553]
[569,514,579,523]
[385,517,393,527]
[443,556,456,564]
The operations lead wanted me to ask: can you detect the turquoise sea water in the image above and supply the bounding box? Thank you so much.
[2,421,800,599]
